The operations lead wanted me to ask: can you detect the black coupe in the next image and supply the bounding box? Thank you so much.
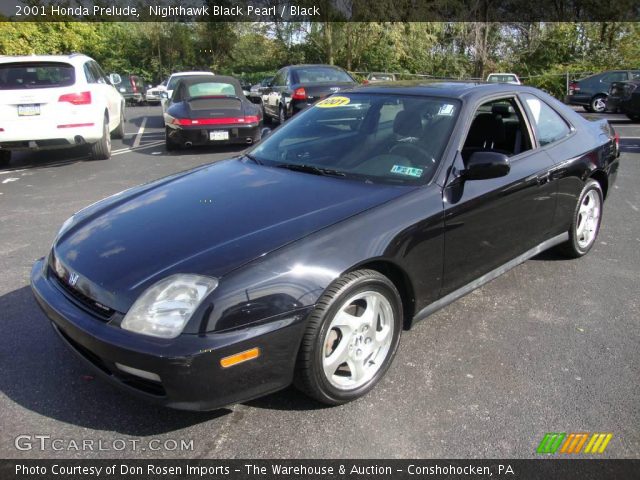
[164,75,262,150]
[31,82,619,410]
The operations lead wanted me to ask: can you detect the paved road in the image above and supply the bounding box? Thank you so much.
[0,106,638,459]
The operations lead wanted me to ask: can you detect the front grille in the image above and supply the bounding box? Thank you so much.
[50,269,115,321]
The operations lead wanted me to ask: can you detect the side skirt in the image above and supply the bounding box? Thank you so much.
[411,232,569,326]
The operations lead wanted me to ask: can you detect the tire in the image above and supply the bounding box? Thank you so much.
[165,127,179,151]
[590,95,607,113]
[0,150,11,168]
[90,114,111,160]
[294,269,403,405]
[559,179,603,258]
[278,105,286,124]
[111,107,125,140]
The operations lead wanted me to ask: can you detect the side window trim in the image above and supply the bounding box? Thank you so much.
[83,62,96,84]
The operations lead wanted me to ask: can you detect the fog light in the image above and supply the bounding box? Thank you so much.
[115,363,161,382]
[220,348,260,368]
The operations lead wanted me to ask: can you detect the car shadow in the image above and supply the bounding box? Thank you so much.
[530,248,571,262]
[0,286,230,436]
[244,386,330,412]
[0,147,92,172]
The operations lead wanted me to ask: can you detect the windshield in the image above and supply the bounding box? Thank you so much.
[0,62,75,90]
[293,67,354,84]
[250,93,460,185]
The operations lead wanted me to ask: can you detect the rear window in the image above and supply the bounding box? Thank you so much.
[0,62,75,90]
[188,82,236,97]
[487,74,517,83]
[293,67,354,84]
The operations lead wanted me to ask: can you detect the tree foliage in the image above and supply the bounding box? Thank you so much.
[0,21,637,97]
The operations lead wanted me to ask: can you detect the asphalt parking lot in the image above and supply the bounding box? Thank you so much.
[0,105,638,459]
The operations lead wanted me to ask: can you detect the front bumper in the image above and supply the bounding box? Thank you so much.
[30,258,310,410]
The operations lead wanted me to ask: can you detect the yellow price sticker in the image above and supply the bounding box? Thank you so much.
[316,96,351,108]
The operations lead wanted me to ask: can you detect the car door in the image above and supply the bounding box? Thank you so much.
[90,61,120,129]
[440,95,557,295]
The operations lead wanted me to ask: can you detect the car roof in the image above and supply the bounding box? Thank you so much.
[169,71,214,77]
[0,54,93,66]
[286,64,346,70]
[347,80,540,100]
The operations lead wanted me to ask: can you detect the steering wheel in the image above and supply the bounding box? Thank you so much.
[389,143,436,166]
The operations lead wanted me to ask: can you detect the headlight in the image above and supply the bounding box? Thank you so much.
[53,215,75,245]
[121,274,218,339]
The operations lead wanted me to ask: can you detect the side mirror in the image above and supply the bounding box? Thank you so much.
[463,151,510,180]
[260,127,272,139]
[109,73,121,85]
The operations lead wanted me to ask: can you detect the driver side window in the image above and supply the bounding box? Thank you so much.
[462,97,532,163]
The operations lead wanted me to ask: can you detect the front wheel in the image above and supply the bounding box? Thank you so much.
[294,269,402,405]
[90,114,111,160]
[559,179,603,258]
[112,108,125,139]
[278,105,286,124]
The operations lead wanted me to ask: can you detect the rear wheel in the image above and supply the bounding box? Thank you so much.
[590,95,607,113]
[294,269,402,405]
[90,114,111,160]
[165,127,179,151]
[559,179,603,258]
[0,150,11,169]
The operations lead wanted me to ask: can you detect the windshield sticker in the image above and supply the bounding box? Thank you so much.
[316,96,350,108]
[438,104,455,116]
[391,165,423,177]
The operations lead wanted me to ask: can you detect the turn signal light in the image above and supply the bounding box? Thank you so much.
[58,91,92,105]
[292,87,307,100]
[220,348,260,368]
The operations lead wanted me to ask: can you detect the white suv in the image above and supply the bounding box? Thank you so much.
[0,54,125,167]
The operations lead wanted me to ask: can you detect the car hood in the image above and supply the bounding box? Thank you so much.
[52,159,410,312]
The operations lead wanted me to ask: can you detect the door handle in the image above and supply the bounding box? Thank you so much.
[537,171,551,185]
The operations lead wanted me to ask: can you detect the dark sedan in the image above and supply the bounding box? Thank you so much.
[567,69,640,112]
[607,79,640,121]
[164,75,262,150]
[262,64,357,123]
[31,82,619,410]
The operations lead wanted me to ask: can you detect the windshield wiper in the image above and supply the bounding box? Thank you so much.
[244,153,263,165]
[276,163,346,177]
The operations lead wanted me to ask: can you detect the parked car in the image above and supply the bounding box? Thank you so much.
[164,75,262,150]
[248,76,273,104]
[262,64,357,123]
[31,82,619,410]
[145,80,167,105]
[606,79,640,121]
[0,54,125,166]
[162,71,214,112]
[567,70,640,113]
[113,74,146,106]
[364,72,397,83]
[486,73,521,85]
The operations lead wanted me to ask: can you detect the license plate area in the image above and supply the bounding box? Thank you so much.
[18,104,41,116]
[209,130,229,141]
